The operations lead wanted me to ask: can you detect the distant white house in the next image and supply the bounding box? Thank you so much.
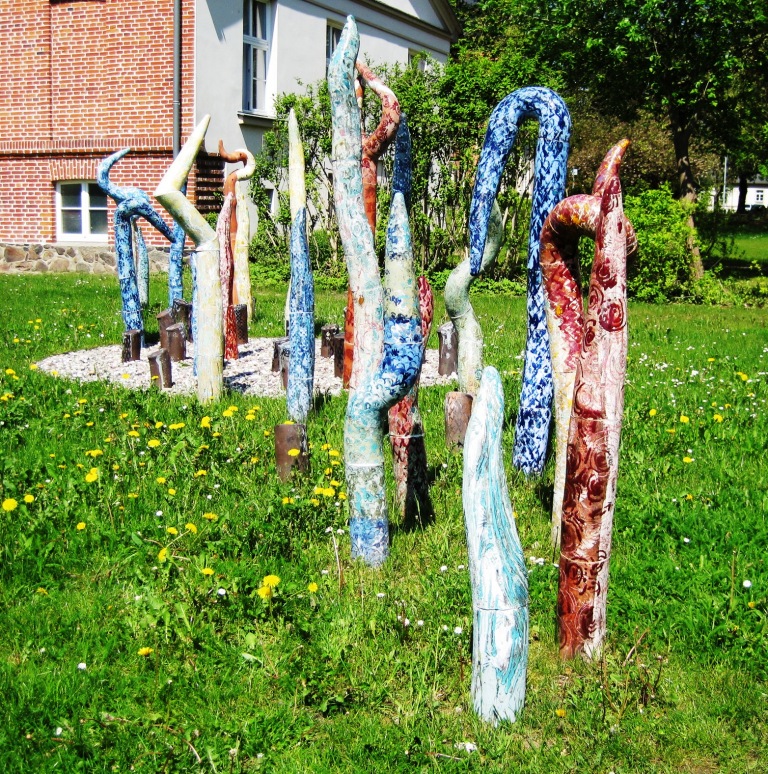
[712,177,768,211]
[196,0,459,160]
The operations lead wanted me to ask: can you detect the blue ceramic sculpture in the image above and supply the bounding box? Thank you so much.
[168,182,188,307]
[97,148,174,334]
[287,207,315,424]
[329,17,423,566]
[468,87,571,475]
[463,366,529,723]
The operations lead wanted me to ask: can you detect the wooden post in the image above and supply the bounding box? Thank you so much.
[445,392,473,449]
[121,330,141,362]
[274,423,308,481]
[148,349,173,388]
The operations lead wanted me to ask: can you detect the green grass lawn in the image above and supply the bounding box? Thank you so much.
[732,231,768,265]
[0,273,766,772]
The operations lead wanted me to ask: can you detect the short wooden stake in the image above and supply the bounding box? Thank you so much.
[148,349,173,388]
[274,422,308,481]
[445,391,473,449]
[121,329,141,362]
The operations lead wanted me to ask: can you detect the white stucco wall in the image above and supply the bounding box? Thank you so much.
[195,0,456,230]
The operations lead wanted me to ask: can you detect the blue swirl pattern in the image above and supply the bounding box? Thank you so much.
[468,88,571,474]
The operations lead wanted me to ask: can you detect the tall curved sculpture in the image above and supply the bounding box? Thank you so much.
[445,200,503,394]
[468,87,571,475]
[463,366,528,723]
[216,192,239,359]
[168,182,188,307]
[541,141,637,548]
[219,141,257,323]
[97,149,174,333]
[330,17,422,566]
[155,116,224,403]
[342,60,402,388]
[556,169,629,660]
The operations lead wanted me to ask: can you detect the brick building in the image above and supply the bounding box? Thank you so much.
[0,0,458,268]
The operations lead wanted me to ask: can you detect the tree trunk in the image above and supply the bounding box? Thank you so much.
[737,174,749,213]
[670,118,704,279]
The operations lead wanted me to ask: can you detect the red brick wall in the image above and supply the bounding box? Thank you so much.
[0,0,199,246]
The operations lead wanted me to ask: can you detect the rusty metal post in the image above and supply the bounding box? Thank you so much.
[233,303,248,345]
[156,308,174,350]
[438,322,458,376]
[274,422,309,481]
[333,333,345,379]
[167,324,186,361]
[445,391,473,449]
[321,324,339,358]
[121,329,141,362]
[148,349,173,388]
[272,337,288,372]
[280,346,290,390]
[171,299,193,342]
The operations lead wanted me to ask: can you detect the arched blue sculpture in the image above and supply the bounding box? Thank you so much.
[463,366,528,723]
[287,207,314,424]
[468,87,571,475]
[97,149,174,334]
[168,182,188,307]
[329,17,423,566]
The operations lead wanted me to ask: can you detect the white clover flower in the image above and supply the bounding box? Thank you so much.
[77,662,87,670]
[376,592,385,599]
[416,620,424,627]
[440,565,448,573]
[217,588,227,596]
[743,580,752,589]
[454,626,463,635]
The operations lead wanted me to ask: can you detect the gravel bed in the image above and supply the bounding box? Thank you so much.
[36,338,457,398]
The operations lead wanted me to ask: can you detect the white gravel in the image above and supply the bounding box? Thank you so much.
[36,337,457,398]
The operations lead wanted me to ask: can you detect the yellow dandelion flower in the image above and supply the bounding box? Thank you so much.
[257,585,272,600]
[157,547,168,562]
[314,486,324,495]
[78,398,87,404]
[683,456,694,464]
[227,405,239,412]
[713,414,724,423]
[168,488,176,496]
[287,448,301,457]
[310,498,320,506]
[85,421,94,427]
[121,373,130,379]
[679,414,690,424]
[127,493,139,499]
[200,416,211,428]
[29,363,38,371]
[85,468,99,483]
[212,432,221,438]
[707,357,715,362]
[323,488,336,498]
[202,567,214,576]
[202,512,218,521]
[36,587,48,595]
[736,372,749,381]
[222,409,235,418]
[321,443,331,451]
[195,469,207,477]
[338,492,347,500]
[169,422,185,430]
[166,527,178,536]
[5,368,15,375]
[666,428,676,434]
[76,521,86,530]
[156,476,167,484]
[328,449,340,457]
[85,449,103,457]
[263,429,271,437]
[330,480,340,487]
[324,467,332,475]
[154,421,164,429]
[2,498,19,512]
[555,708,566,718]
[330,460,340,467]
[23,494,34,504]
[307,582,318,593]
[262,574,280,588]
[648,408,657,417]
[185,523,197,534]
[245,414,256,421]
[147,439,161,449]
[119,412,128,419]
[685,494,694,501]
[128,430,140,438]
[138,647,153,657]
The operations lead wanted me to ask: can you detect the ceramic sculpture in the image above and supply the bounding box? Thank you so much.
[168,182,188,307]
[341,59,402,388]
[540,141,637,548]
[218,142,256,323]
[97,148,174,334]
[216,192,239,359]
[445,200,503,394]
[463,366,528,723]
[469,87,571,475]
[387,115,434,523]
[329,17,422,566]
[155,116,223,402]
[554,167,629,660]
[286,110,315,425]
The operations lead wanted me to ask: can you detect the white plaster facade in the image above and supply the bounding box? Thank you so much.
[195,0,458,159]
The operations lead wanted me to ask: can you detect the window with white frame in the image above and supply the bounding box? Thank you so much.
[326,24,342,73]
[243,0,272,113]
[56,181,108,241]
[756,190,764,202]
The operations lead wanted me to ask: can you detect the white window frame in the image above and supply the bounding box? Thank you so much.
[756,190,764,203]
[326,23,342,74]
[243,0,272,114]
[55,181,109,243]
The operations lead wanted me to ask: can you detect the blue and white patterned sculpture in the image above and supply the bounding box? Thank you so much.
[97,148,174,334]
[468,87,571,475]
[330,17,423,566]
[168,182,188,307]
[287,207,314,424]
[463,366,529,723]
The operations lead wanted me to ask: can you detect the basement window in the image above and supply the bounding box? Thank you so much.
[55,181,108,242]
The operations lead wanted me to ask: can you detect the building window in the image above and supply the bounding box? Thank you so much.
[243,0,272,113]
[326,24,342,73]
[756,190,764,203]
[55,181,108,241]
